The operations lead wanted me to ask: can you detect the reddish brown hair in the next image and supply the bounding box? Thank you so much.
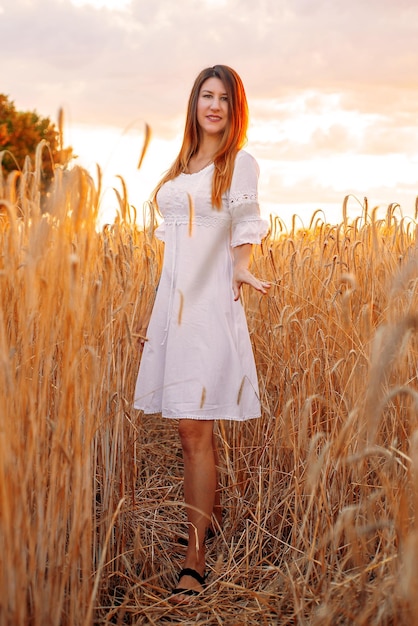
[152,65,249,209]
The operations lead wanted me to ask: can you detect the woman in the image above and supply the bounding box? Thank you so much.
[134,64,270,602]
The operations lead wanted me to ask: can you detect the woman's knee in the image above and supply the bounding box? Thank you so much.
[178,419,213,455]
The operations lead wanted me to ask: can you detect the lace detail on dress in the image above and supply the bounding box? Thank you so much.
[229,192,258,205]
[163,213,230,227]
[234,216,264,223]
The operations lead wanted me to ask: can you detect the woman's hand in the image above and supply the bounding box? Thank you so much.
[232,244,270,301]
[232,266,270,301]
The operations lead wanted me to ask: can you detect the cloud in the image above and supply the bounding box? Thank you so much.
[2,0,418,131]
[2,0,418,220]
[359,124,418,156]
[251,113,418,162]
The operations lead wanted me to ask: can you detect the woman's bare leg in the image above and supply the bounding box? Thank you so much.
[173,419,216,598]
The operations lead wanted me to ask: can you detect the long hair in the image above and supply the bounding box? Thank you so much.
[152,65,249,210]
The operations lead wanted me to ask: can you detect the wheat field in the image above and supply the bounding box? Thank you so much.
[1,144,418,625]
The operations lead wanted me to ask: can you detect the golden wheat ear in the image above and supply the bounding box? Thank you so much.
[137,122,151,170]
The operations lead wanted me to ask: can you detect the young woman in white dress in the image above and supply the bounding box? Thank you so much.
[134,65,270,602]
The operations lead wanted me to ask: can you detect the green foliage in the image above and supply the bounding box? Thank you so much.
[0,94,73,183]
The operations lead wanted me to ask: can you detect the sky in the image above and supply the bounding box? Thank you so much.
[1,0,418,227]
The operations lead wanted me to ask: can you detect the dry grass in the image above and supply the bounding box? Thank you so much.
[1,150,418,625]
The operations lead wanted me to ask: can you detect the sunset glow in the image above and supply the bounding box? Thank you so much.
[1,0,418,227]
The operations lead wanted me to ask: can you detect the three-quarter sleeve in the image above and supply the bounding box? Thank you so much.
[228,151,269,247]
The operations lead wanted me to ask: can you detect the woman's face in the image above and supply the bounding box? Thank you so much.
[196,77,229,138]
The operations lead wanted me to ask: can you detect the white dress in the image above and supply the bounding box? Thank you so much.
[134,150,269,421]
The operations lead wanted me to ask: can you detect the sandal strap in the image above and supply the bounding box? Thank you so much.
[178,568,206,586]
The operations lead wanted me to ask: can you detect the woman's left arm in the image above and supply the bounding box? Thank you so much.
[232,243,270,301]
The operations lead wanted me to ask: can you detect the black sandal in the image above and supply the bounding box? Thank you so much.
[172,568,207,597]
